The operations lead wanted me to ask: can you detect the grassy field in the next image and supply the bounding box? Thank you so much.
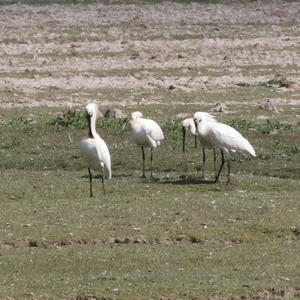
[0,105,299,299]
[0,0,300,299]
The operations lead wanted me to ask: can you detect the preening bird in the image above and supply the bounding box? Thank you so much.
[181,118,197,153]
[80,103,112,196]
[193,112,256,184]
[182,116,217,178]
[130,111,164,178]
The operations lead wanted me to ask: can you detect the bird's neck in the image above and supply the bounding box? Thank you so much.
[197,121,207,136]
[88,115,97,138]
[130,118,140,129]
[189,124,196,135]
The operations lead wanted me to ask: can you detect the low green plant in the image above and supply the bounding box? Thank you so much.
[97,117,128,132]
[8,116,36,133]
[260,75,290,88]
[162,118,181,141]
[272,140,299,155]
[227,119,255,132]
[50,109,86,129]
[0,137,20,149]
[50,109,129,134]
[228,118,292,134]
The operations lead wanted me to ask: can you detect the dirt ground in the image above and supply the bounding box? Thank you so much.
[0,0,299,108]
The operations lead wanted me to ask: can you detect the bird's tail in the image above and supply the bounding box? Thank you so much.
[107,167,112,180]
[104,159,112,179]
[245,141,256,157]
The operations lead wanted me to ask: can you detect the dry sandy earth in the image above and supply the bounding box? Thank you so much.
[0,0,299,108]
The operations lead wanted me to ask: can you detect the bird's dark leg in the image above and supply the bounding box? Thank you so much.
[88,167,93,197]
[182,127,186,153]
[100,166,106,195]
[214,150,225,183]
[213,148,217,177]
[194,134,197,149]
[150,147,154,178]
[226,153,231,185]
[202,147,206,178]
[141,147,146,178]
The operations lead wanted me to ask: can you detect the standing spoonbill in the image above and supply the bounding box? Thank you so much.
[80,103,112,196]
[193,112,256,184]
[182,116,217,179]
[181,118,197,153]
[130,111,164,178]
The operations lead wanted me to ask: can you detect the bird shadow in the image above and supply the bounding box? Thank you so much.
[81,173,132,179]
[139,175,216,185]
[81,173,218,186]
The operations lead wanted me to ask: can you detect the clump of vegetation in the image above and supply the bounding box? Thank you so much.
[0,137,20,149]
[257,119,292,134]
[8,116,36,133]
[51,109,129,133]
[260,75,290,88]
[162,118,180,134]
[51,109,86,129]
[272,140,299,155]
[228,118,292,134]
[227,119,255,132]
[97,118,128,131]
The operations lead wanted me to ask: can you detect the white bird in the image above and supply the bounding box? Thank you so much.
[181,118,197,153]
[130,111,164,178]
[182,116,217,178]
[80,103,112,196]
[193,112,256,184]
[181,114,218,178]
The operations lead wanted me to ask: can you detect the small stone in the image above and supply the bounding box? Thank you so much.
[209,102,228,113]
[257,99,279,113]
[104,108,126,119]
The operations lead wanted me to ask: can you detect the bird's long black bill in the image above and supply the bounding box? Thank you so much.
[182,127,186,153]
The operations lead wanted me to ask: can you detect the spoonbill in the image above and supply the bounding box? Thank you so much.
[181,118,197,153]
[80,103,112,196]
[193,112,256,184]
[182,114,218,178]
[130,111,164,178]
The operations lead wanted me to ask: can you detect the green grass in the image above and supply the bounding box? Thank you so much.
[1,2,300,297]
[0,106,299,299]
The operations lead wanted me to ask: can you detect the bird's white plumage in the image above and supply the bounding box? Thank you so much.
[85,103,98,116]
[80,103,112,180]
[130,111,164,178]
[209,123,255,156]
[192,112,218,148]
[182,118,196,136]
[130,112,164,148]
[80,135,112,179]
[193,112,255,156]
[193,111,255,184]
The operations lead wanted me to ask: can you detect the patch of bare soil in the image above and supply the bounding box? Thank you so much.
[209,287,300,300]
[0,235,205,249]
[0,1,299,108]
[154,288,300,300]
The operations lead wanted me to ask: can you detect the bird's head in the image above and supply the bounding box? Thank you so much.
[193,112,216,129]
[85,103,99,119]
[131,111,143,120]
[193,112,203,129]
